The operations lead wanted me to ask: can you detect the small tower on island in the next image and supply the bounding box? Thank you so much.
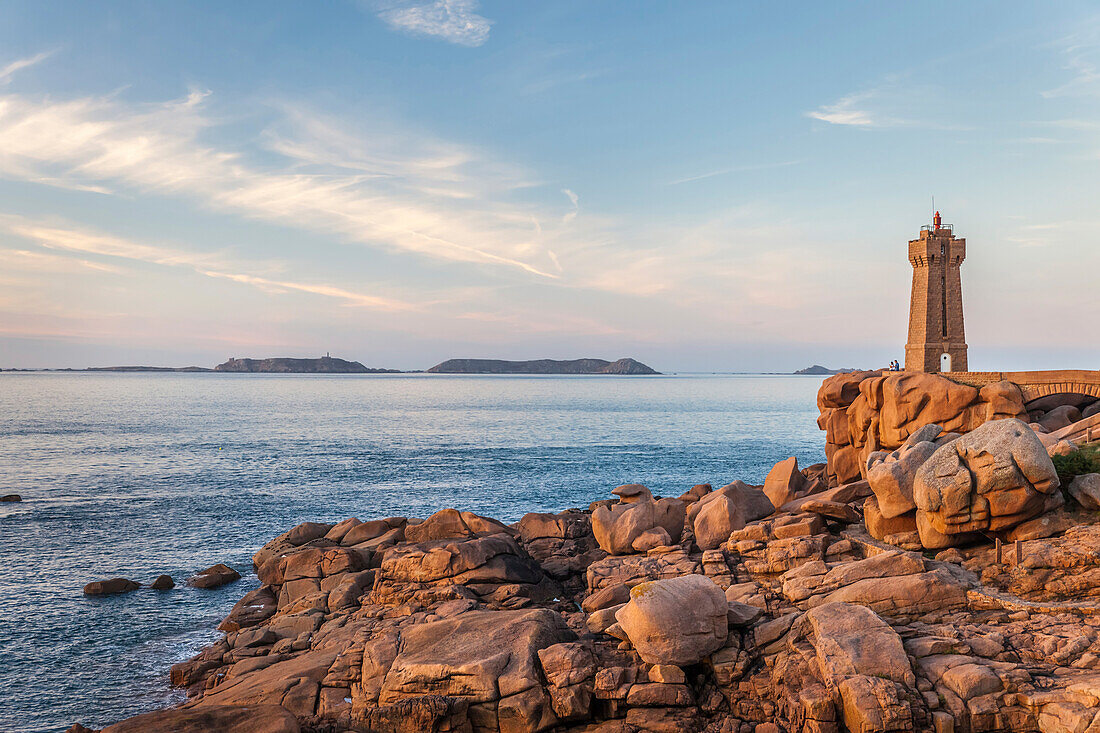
[904,211,968,373]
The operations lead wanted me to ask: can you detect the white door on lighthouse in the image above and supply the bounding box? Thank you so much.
[940,353,952,372]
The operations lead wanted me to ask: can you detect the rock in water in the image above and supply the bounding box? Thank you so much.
[83,578,140,596]
[150,574,174,590]
[0,494,21,502]
[217,586,278,633]
[615,574,727,665]
[914,418,1059,547]
[188,563,242,589]
[284,522,332,545]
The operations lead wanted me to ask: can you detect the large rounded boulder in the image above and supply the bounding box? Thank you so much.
[914,418,1059,547]
[614,574,728,665]
[687,480,775,550]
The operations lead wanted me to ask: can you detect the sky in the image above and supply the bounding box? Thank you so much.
[0,1,1098,372]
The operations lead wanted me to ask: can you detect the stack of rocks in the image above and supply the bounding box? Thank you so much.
[71,391,1100,733]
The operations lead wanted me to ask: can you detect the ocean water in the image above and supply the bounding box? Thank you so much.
[0,372,826,732]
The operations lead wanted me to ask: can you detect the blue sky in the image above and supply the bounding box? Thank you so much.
[0,1,1097,371]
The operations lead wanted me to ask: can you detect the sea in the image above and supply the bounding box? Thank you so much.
[0,372,826,732]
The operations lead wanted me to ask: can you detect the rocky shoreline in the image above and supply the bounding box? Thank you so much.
[68,372,1100,733]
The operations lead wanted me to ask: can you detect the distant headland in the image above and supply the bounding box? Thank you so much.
[213,356,400,374]
[426,357,659,375]
[85,365,213,373]
[791,364,858,376]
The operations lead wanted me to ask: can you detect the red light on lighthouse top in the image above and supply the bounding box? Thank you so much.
[934,211,942,229]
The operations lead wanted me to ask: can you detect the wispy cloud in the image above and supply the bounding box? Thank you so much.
[1040,118,1100,130]
[806,84,971,131]
[0,247,121,275]
[561,188,579,223]
[1012,136,1067,145]
[374,0,492,47]
[521,69,605,96]
[199,270,416,310]
[0,51,52,85]
[1042,57,1100,98]
[1041,21,1100,98]
[668,160,800,186]
[1,217,419,312]
[806,92,878,127]
[0,88,565,278]
[1003,219,1100,248]
[564,208,850,324]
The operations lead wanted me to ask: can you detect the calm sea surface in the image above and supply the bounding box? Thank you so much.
[0,372,826,732]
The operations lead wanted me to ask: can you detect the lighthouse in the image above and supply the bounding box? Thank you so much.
[904,212,968,373]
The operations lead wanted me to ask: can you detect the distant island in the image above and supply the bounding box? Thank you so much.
[426,357,659,375]
[85,365,212,372]
[792,364,858,376]
[4,355,662,375]
[214,356,400,374]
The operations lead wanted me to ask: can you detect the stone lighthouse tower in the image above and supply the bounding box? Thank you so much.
[904,212,967,373]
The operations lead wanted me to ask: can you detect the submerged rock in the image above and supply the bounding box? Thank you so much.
[188,564,242,589]
[83,578,140,596]
[150,575,175,590]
